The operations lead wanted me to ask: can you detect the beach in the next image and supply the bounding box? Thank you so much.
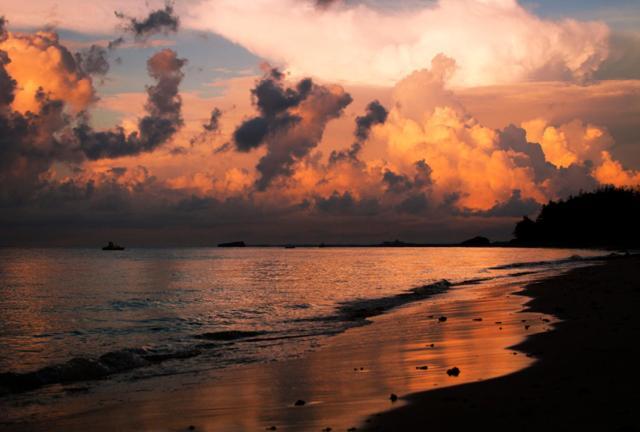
[365,254,640,431]
[2,250,631,431]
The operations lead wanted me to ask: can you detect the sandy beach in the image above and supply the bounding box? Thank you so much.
[3,255,625,431]
[365,255,640,431]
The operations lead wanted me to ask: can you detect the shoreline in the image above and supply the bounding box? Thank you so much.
[2,254,632,431]
[1,263,557,431]
[364,255,640,431]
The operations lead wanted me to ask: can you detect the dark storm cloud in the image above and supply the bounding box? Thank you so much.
[0,18,15,106]
[0,23,159,205]
[496,124,601,197]
[383,160,433,194]
[498,125,555,182]
[483,190,540,217]
[175,195,218,212]
[547,162,599,199]
[232,70,309,152]
[116,3,180,40]
[355,100,388,141]
[77,49,186,160]
[315,191,379,216]
[233,68,352,190]
[396,193,429,215]
[330,100,388,164]
[383,170,413,193]
[75,45,110,76]
[233,116,270,151]
[0,53,76,205]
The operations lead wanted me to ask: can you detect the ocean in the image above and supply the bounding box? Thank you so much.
[0,246,605,394]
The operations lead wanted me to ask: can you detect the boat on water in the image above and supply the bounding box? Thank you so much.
[102,241,125,251]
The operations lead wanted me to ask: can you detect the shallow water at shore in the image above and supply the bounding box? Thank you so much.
[0,247,606,429]
[3,269,564,431]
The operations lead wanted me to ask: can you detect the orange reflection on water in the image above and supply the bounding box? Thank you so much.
[34,274,552,432]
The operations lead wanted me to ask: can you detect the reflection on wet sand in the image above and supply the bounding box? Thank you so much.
[24,274,553,431]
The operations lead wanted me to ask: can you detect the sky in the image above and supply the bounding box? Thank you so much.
[0,0,639,246]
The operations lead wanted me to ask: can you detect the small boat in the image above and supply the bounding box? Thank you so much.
[102,241,125,251]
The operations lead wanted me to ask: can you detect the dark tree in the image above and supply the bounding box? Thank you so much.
[512,186,640,248]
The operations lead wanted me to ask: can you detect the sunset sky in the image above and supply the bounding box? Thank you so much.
[1,0,639,245]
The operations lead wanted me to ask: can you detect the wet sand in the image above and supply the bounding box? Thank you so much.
[1,269,557,431]
[365,255,640,431]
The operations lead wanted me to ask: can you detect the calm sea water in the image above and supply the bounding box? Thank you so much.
[0,247,604,381]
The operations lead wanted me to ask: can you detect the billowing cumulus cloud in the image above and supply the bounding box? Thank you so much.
[188,0,610,87]
[233,69,352,189]
[76,49,186,160]
[593,151,640,187]
[0,23,188,207]
[371,54,638,212]
[0,29,95,113]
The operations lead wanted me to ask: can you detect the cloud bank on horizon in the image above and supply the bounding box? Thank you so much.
[0,1,639,245]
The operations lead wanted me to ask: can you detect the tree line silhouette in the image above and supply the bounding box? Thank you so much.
[513,186,640,248]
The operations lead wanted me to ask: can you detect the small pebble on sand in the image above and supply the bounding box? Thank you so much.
[447,367,461,377]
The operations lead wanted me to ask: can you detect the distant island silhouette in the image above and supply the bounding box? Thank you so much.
[460,236,491,247]
[512,186,640,248]
[217,241,247,248]
[102,241,125,251]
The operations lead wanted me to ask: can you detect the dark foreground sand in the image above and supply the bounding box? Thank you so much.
[365,255,640,431]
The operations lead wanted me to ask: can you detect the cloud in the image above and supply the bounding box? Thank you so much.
[382,160,433,194]
[330,99,388,164]
[232,68,352,189]
[376,54,639,213]
[522,119,614,169]
[593,151,640,187]
[0,34,78,205]
[203,107,222,132]
[116,3,180,41]
[75,45,111,76]
[482,189,540,217]
[190,107,223,146]
[396,193,429,215]
[77,49,187,160]
[456,79,640,168]
[188,0,610,87]
[0,29,95,113]
[314,190,379,216]
[595,31,640,80]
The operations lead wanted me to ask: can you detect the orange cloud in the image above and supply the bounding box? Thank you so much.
[593,151,640,187]
[522,119,614,168]
[0,30,94,113]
